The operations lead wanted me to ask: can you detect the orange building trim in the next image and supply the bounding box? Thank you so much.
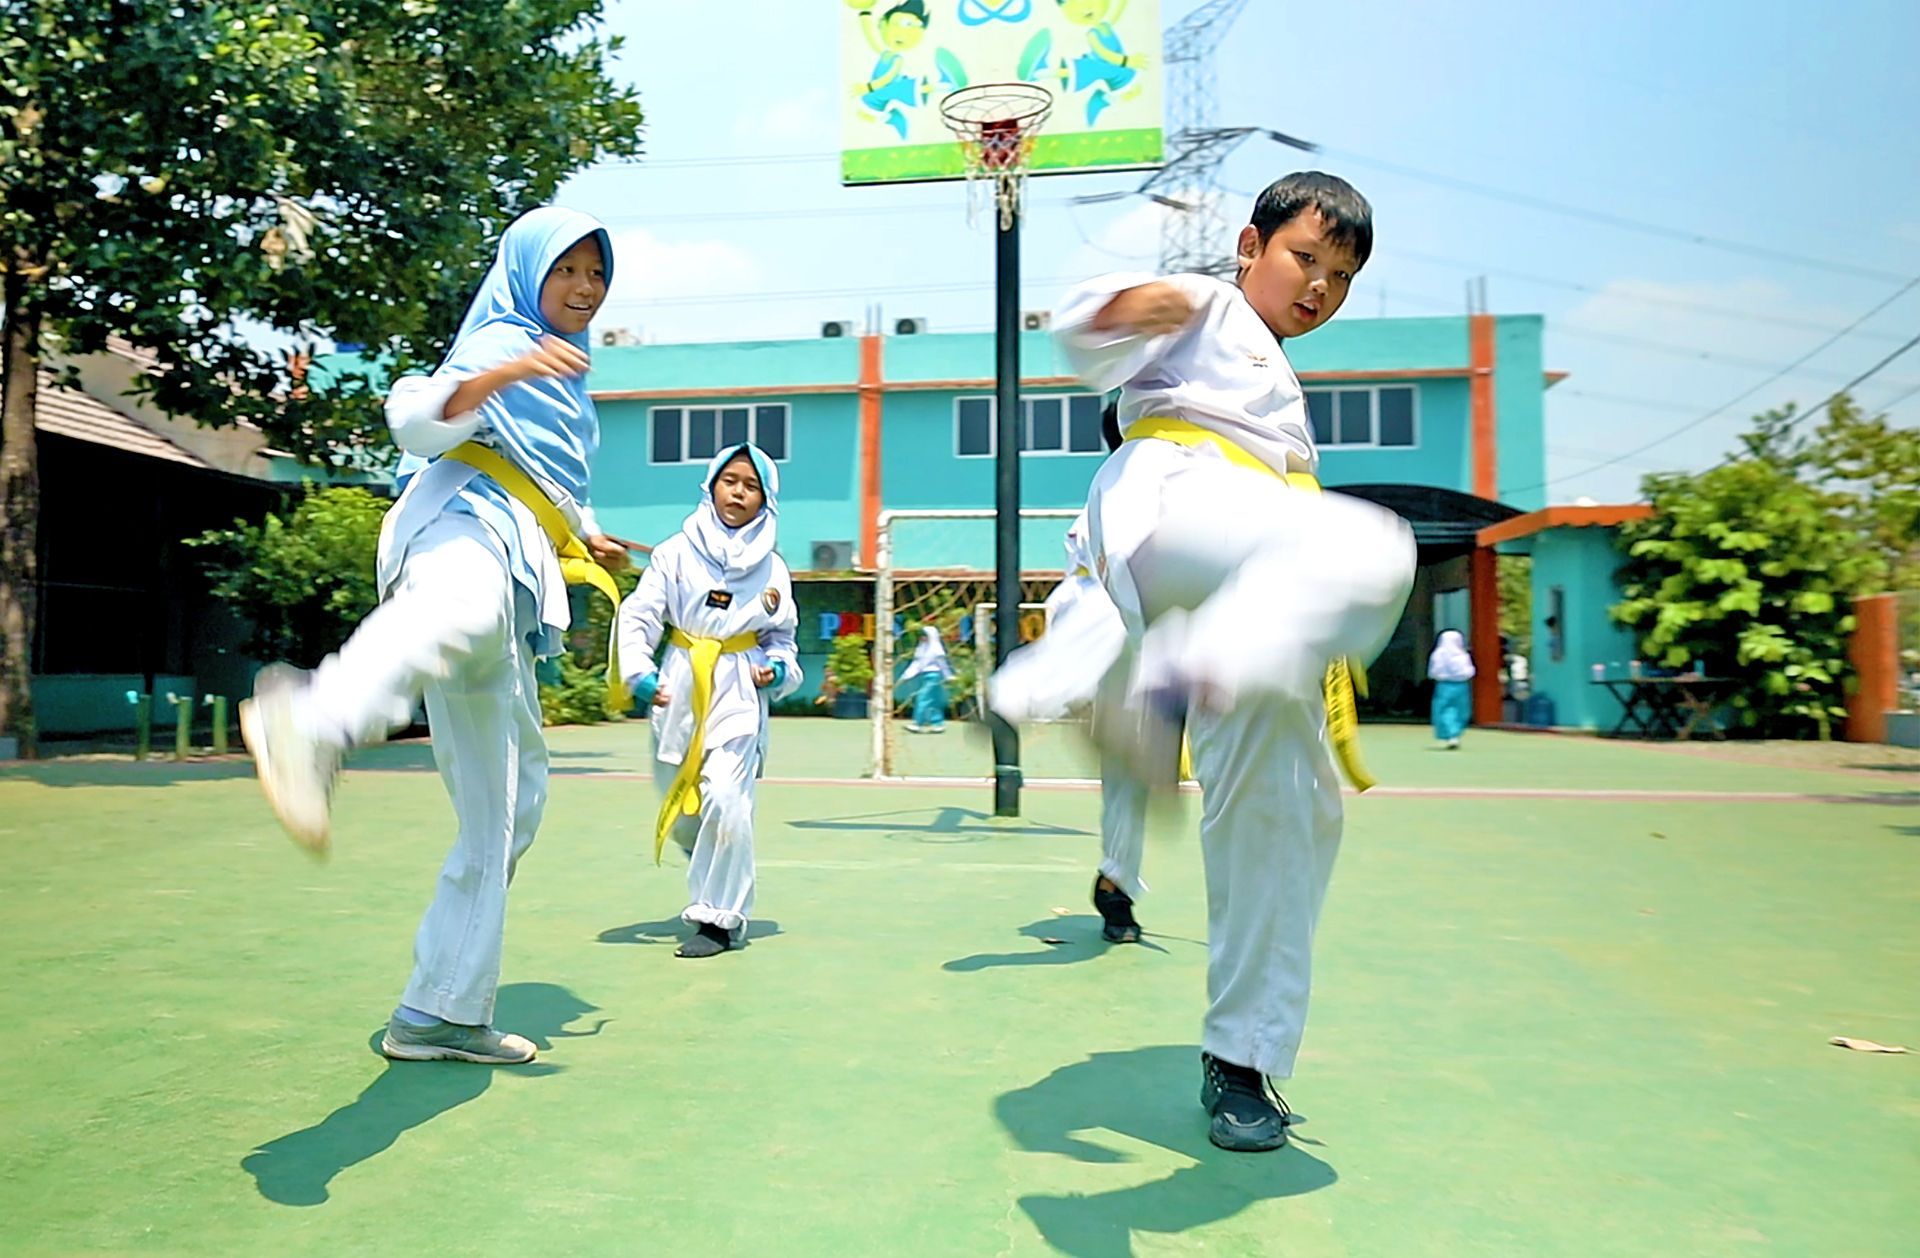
[1476,504,1654,548]
[857,335,884,570]
[1468,313,1497,499]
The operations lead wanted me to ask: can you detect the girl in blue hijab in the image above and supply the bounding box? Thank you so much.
[241,207,627,1063]
[616,443,802,958]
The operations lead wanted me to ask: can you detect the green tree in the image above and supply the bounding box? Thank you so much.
[1497,554,1532,660]
[1,0,644,745]
[1806,395,1920,593]
[188,485,387,667]
[1613,406,1883,738]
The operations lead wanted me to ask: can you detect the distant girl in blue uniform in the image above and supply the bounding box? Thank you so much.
[1428,629,1476,749]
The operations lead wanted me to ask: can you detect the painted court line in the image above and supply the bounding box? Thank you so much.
[342,765,1919,805]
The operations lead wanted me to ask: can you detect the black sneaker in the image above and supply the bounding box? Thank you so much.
[1092,874,1142,944]
[1200,1051,1293,1152]
[675,922,733,958]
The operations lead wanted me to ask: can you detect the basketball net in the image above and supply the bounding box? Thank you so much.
[941,84,1051,233]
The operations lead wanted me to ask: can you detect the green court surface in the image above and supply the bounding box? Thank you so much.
[2,722,1915,1255]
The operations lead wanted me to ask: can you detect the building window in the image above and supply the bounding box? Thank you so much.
[649,403,790,464]
[1304,385,1418,449]
[955,392,1109,457]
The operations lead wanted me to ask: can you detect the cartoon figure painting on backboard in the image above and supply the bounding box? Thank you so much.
[839,0,1162,185]
[852,1,933,139]
[1056,0,1147,126]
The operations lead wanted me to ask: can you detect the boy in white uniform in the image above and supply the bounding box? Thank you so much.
[617,444,802,958]
[240,207,630,1064]
[996,173,1416,1150]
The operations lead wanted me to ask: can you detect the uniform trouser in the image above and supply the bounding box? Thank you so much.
[1189,696,1343,1079]
[1432,679,1472,741]
[300,512,548,1027]
[1086,441,1413,1078]
[655,732,760,932]
[911,675,949,728]
[1095,660,1150,901]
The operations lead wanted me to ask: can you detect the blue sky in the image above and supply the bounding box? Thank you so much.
[554,0,1920,504]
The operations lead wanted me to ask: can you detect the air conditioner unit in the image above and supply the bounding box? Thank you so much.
[599,330,621,347]
[1021,310,1051,331]
[894,317,928,336]
[821,319,858,339]
[811,540,856,570]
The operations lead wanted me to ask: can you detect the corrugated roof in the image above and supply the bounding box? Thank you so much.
[32,370,213,469]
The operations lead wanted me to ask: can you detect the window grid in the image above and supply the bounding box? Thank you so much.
[954,392,1109,457]
[648,403,791,464]
[1303,385,1420,450]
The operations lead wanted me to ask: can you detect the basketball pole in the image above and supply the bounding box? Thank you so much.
[989,194,1023,817]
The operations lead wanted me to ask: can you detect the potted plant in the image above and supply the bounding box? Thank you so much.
[826,633,873,719]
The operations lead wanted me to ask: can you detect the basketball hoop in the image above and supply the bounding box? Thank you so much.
[940,83,1052,232]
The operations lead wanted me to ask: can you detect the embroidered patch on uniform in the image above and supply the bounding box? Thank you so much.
[1245,351,1270,367]
[762,588,781,614]
[705,589,733,609]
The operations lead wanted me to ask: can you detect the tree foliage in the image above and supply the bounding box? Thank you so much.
[1612,397,1912,738]
[1,0,644,742]
[188,484,386,668]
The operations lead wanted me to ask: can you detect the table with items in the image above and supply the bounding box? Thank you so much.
[1591,673,1735,740]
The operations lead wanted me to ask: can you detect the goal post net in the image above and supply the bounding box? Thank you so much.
[872,508,1097,781]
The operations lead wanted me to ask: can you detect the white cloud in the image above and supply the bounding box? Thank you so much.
[1063,199,1169,278]
[595,228,764,341]
[733,88,836,148]
[1536,276,1892,504]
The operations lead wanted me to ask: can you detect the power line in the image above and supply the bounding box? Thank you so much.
[1511,279,1920,493]
[1308,149,1910,285]
[610,147,1911,288]
[1381,247,1913,346]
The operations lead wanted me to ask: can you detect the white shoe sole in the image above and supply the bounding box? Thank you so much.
[379,1033,536,1064]
[239,695,331,857]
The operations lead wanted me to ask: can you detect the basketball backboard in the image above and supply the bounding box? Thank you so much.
[840,0,1163,185]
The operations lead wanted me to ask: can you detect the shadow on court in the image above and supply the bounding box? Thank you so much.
[944,915,1168,971]
[996,1045,1336,1258]
[595,917,784,946]
[789,804,1089,841]
[240,983,604,1207]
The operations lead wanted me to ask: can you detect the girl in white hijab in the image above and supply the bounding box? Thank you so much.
[1427,629,1475,749]
[900,624,955,733]
[616,443,801,957]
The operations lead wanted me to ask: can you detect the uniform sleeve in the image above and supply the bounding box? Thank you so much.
[385,373,484,457]
[576,503,603,537]
[615,558,671,692]
[755,565,803,702]
[1053,272,1211,393]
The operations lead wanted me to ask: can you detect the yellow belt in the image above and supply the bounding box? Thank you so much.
[443,441,630,714]
[1121,417,1378,792]
[654,627,760,862]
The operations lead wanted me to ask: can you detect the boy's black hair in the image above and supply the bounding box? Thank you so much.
[1248,171,1372,272]
[884,0,928,24]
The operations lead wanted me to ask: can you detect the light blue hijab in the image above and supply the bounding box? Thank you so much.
[683,443,780,580]
[405,206,614,504]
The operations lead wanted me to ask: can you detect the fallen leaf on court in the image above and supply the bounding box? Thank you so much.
[1639,908,1656,915]
[1829,1037,1907,1053]
[1040,938,1069,946]
[1051,906,1071,916]
[1650,832,1667,839]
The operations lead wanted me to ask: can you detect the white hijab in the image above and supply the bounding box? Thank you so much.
[1428,629,1476,682]
[901,624,953,681]
[681,443,779,581]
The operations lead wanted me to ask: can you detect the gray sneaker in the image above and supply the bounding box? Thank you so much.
[380,1017,537,1064]
[238,664,339,856]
